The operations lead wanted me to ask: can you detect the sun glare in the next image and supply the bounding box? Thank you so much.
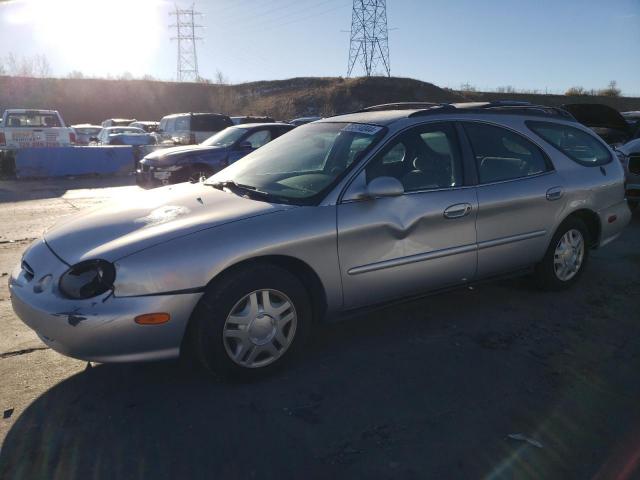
[6,0,165,76]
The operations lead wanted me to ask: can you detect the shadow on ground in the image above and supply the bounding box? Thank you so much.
[0,175,137,203]
[1,213,639,480]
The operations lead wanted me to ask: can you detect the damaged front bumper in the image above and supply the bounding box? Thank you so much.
[9,239,202,363]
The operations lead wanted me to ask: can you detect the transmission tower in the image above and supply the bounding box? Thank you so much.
[347,0,390,77]
[169,4,203,82]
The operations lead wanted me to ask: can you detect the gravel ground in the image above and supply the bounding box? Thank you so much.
[0,176,639,480]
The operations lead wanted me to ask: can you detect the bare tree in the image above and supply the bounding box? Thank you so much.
[214,69,229,85]
[599,80,621,97]
[32,54,51,77]
[67,70,85,79]
[460,82,476,93]
[3,53,52,77]
[565,86,587,96]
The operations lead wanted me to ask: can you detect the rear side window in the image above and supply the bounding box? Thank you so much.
[191,114,232,132]
[527,121,612,166]
[463,122,551,184]
[6,112,61,128]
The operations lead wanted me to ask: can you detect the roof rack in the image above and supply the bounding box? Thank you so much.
[408,101,576,121]
[359,102,456,112]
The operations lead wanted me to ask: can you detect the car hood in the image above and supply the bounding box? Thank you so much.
[44,182,294,264]
[144,144,224,160]
[562,103,629,132]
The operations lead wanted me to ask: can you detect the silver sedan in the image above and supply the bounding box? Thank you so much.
[10,102,631,378]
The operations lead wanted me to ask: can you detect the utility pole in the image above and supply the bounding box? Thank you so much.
[347,0,391,77]
[169,4,203,82]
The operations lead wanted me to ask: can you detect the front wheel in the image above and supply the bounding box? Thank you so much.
[190,264,312,379]
[534,218,589,291]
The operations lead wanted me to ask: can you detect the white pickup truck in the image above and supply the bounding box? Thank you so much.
[0,109,76,148]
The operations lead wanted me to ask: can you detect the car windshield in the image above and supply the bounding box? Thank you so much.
[206,122,386,204]
[202,127,247,147]
[76,127,101,135]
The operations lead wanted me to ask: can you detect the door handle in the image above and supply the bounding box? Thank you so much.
[443,203,472,219]
[546,186,564,201]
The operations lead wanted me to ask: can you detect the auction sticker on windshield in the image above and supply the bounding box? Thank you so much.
[341,123,383,135]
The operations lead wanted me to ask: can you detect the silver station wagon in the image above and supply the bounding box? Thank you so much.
[10,102,631,378]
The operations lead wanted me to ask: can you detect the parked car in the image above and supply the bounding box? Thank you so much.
[231,116,276,125]
[101,118,136,128]
[614,142,640,209]
[137,123,294,187]
[622,111,640,127]
[92,126,156,146]
[563,103,640,208]
[562,103,639,147]
[10,101,630,379]
[71,124,102,146]
[0,109,75,148]
[288,116,322,126]
[157,112,233,145]
[130,121,159,133]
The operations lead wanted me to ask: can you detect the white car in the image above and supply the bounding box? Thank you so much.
[0,109,75,148]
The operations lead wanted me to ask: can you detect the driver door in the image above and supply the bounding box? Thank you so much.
[337,122,478,309]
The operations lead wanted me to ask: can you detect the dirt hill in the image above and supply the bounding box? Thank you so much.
[0,76,463,124]
[2,75,640,125]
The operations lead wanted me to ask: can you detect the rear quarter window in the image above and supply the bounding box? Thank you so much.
[527,121,612,166]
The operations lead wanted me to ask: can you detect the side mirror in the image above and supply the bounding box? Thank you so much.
[239,141,253,150]
[365,176,404,198]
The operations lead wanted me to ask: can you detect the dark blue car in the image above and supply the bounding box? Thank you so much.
[136,123,294,188]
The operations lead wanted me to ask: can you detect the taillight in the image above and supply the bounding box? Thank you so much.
[189,133,196,144]
[0,132,5,146]
[69,132,76,144]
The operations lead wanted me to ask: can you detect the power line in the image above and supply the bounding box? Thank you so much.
[347,0,390,77]
[169,3,203,82]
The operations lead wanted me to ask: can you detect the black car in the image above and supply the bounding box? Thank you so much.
[562,103,640,146]
[136,123,295,188]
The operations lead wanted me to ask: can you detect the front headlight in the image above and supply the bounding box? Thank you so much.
[59,260,115,299]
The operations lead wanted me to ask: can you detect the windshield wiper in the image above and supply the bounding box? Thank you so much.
[208,180,290,204]
[209,180,261,192]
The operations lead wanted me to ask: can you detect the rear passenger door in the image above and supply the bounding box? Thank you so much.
[461,121,565,277]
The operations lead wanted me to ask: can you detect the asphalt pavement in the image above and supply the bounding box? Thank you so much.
[0,176,639,479]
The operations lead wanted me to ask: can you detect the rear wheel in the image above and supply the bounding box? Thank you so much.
[191,264,312,380]
[534,217,589,291]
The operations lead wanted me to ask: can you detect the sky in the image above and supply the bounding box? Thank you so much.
[0,0,639,95]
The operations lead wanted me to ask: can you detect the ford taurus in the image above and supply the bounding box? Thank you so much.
[9,102,631,378]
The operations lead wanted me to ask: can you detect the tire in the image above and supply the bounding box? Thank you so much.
[533,217,589,291]
[190,263,312,380]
